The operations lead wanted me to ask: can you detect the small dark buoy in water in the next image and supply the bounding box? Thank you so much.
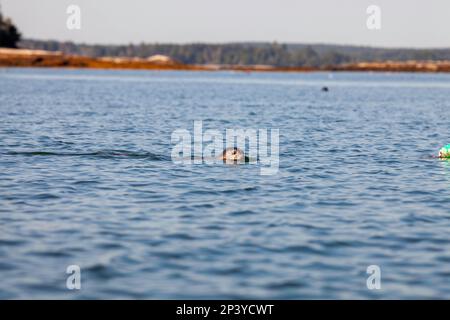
[321,86,329,92]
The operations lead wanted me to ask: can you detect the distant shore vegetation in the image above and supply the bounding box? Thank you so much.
[0,7,21,48]
[20,40,450,68]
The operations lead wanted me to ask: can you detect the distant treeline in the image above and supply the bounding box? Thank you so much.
[0,9,21,48]
[20,40,450,67]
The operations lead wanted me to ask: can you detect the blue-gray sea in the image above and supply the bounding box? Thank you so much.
[1,68,450,299]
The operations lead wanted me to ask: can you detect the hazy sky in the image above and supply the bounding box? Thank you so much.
[2,0,450,47]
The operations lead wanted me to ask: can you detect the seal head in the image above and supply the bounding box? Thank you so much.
[222,147,246,163]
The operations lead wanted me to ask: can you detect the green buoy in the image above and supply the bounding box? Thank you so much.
[439,144,450,158]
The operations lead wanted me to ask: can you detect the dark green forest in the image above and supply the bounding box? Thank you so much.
[20,39,450,67]
[0,8,21,48]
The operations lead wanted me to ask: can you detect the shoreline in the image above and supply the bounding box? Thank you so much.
[1,48,450,73]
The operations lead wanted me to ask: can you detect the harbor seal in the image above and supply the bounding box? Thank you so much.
[186,147,249,163]
[221,147,248,163]
[439,144,450,158]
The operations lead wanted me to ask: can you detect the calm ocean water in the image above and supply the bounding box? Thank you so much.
[1,68,450,299]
